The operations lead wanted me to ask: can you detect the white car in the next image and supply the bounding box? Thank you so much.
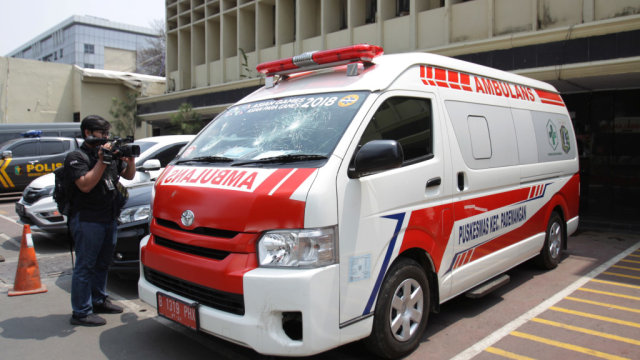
[15,135,195,233]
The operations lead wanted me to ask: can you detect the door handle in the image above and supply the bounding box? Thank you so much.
[426,177,441,188]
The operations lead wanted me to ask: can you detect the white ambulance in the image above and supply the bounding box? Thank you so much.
[138,44,579,358]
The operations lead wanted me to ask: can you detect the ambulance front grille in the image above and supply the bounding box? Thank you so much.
[154,236,229,260]
[155,218,239,239]
[144,267,245,315]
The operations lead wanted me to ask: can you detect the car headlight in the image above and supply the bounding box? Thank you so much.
[118,205,151,224]
[22,185,54,203]
[257,226,338,268]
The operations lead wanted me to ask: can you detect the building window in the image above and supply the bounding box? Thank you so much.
[59,49,63,58]
[84,63,95,68]
[84,44,94,54]
[397,0,410,17]
[366,0,377,24]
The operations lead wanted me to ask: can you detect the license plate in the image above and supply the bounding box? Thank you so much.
[15,203,24,217]
[157,292,198,330]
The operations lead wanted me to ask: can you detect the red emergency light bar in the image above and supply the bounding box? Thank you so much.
[256,44,384,77]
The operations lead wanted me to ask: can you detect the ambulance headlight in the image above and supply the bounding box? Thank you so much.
[258,226,337,268]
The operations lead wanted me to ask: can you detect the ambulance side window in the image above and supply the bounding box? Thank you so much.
[359,97,433,164]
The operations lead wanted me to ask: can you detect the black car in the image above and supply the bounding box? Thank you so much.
[0,136,82,193]
[110,180,154,275]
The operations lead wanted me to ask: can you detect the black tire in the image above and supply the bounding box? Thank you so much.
[364,257,430,359]
[535,211,564,270]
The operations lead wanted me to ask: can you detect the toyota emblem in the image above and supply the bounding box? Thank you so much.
[181,210,195,227]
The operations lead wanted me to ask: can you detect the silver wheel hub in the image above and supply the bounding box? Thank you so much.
[548,222,562,259]
[389,278,424,342]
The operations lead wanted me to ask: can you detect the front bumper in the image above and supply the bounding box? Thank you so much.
[139,247,358,356]
[15,199,67,233]
[111,219,149,273]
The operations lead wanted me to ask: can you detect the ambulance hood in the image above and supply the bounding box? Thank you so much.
[153,165,318,233]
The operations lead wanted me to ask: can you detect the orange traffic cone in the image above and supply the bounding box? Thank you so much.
[8,224,47,296]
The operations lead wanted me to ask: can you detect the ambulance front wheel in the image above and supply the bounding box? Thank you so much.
[365,257,430,359]
[536,211,564,270]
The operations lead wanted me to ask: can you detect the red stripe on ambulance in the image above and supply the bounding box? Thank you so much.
[419,65,564,107]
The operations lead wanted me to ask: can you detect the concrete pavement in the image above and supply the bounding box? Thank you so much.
[0,220,639,359]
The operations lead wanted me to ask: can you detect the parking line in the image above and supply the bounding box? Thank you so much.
[603,272,640,280]
[549,306,640,328]
[577,287,640,301]
[590,279,640,290]
[510,331,630,360]
[485,347,535,360]
[611,265,640,272]
[621,259,640,265]
[450,240,640,360]
[531,318,640,346]
[565,296,640,313]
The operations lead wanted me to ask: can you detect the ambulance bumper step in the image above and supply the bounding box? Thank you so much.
[465,274,510,299]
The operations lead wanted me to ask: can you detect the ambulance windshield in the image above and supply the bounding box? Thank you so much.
[178,91,368,166]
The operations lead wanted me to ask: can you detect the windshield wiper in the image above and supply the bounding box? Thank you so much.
[175,156,234,164]
[232,154,328,166]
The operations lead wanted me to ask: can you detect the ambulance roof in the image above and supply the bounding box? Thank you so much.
[240,52,558,104]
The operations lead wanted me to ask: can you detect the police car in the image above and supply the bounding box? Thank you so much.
[0,133,83,194]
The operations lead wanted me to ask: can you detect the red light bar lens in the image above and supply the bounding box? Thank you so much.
[312,44,383,65]
[256,44,384,76]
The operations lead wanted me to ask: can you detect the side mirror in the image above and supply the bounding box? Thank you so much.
[1,150,12,159]
[140,159,161,171]
[349,140,403,178]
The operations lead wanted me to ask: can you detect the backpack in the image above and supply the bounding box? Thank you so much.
[54,150,88,216]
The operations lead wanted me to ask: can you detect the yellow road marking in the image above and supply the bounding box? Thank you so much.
[591,278,640,290]
[532,318,640,346]
[612,265,640,272]
[603,272,640,280]
[628,254,640,258]
[0,160,8,188]
[550,306,640,328]
[578,287,640,301]
[565,296,640,313]
[485,347,536,360]
[510,331,630,360]
[621,259,640,265]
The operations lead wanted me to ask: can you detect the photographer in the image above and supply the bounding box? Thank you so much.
[66,115,136,326]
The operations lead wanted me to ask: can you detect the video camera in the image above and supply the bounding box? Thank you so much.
[85,136,140,165]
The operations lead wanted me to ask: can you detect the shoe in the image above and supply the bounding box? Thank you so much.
[93,298,124,314]
[70,313,106,326]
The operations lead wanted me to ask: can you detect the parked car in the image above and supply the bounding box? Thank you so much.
[111,180,153,274]
[15,135,195,276]
[0,136,83,193]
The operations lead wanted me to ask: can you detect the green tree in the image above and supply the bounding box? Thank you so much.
[239,48,255,79]
[170,103,207,134]
[109,92,141,137]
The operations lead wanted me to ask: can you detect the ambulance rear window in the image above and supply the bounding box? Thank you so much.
[181,91,368,165]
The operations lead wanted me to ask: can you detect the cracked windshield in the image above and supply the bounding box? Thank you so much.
[178,91,368,166]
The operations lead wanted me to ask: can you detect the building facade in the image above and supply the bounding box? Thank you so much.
[137,0,640,227]
[7,15,159,72]
[0,57,165,139]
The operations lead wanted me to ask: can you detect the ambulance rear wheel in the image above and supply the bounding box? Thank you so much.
[536,211,564,270]
[365,257,429,359]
